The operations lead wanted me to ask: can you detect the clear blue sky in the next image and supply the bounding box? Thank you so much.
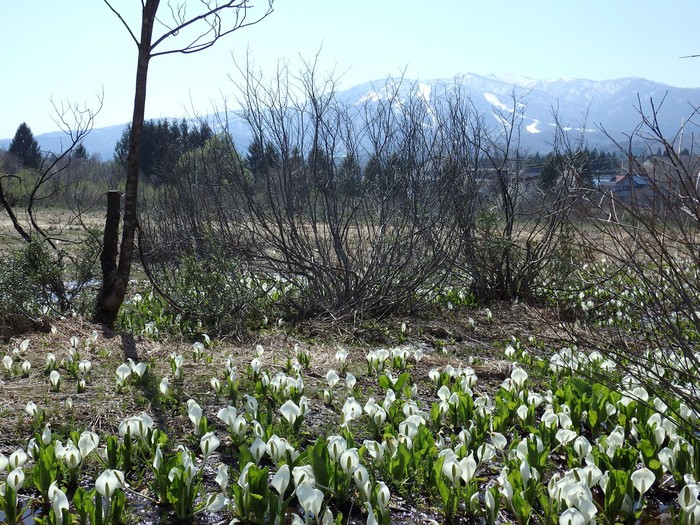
[2,0,699,139]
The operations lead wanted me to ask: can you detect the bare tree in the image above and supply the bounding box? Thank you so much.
[94,0,274,328]
[0,98,103,312]
[0,99,101,247]
[137,66,586,332]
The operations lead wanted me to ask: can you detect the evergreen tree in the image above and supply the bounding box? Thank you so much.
[338,153,362,196]
[246,136,279,177]
[524,152,543,170]
[186,121,213,151]
[9,122,41,169]
[72,143,89,160]
[364,154,381,188]
[307,145,334,186]
[539,154,560,189]
[363,153,405,198]
[384,153,405,197]
[264,142,280,172]
[573,149,593,187]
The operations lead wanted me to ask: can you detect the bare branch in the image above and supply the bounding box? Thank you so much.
[102,0,141,47]
[150,0,274,57]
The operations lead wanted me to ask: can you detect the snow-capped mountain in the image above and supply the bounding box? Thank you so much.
[3,73,698,159]
[337,73,698,151]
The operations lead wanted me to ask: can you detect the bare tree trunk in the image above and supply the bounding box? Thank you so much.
[94,1,273,328]
[94,1,158,328]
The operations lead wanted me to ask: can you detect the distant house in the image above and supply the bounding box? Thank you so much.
[598,173,651,202]
[590,171,659,218]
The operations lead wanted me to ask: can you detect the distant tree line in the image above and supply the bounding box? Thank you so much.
[110,116,628,197]
[114,118,213,184]
[526,149,620,189]
[240,144,622,197]
[112,119,629,203]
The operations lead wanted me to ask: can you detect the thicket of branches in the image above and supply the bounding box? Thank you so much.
[557,98,700,428]
[138,63,582,329]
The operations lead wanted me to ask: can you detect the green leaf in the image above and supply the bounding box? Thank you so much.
[648,458,663,480]
[238,444,255,467]
[391,444,412,480]
[393,371,411,392]
[588,408,599,430]
[378,375,391,391]
[307,439,330,490]
[437,477,450,506]
[638,439,657,463]
[106,435,119,469]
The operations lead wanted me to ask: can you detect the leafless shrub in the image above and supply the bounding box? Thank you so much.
[0,98,105,314]
[141,63,469,324]
[140,64,583,329]
[446,94,581,301]
[560,98,700,423]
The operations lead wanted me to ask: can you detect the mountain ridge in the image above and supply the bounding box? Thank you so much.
[1,73,697,159]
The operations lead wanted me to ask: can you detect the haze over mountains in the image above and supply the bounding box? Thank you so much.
[2,73,698,160]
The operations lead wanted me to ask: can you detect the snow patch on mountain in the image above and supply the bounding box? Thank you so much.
[357,90,384,104]
[417,83,431,102]
[483,93,513,113]
[526,120,541,134]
